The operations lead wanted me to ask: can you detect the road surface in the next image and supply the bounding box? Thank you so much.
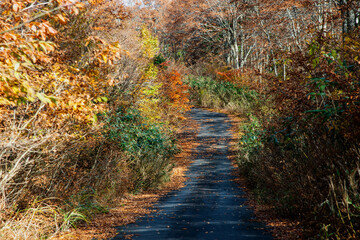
[112,108,273,240]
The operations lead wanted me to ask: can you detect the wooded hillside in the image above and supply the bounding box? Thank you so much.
[1,0,360,239]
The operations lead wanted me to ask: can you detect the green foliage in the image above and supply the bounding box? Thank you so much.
[62,209,88,230]
[239,114,263,155]
[154,54,168,68]
[63,188,108,229]
[105,108,179,191]
[186,76,258,112]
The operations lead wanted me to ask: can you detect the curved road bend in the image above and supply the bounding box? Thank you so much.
[112,108,273,240]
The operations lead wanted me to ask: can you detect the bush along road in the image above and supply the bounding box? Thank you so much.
[112,108,273,240]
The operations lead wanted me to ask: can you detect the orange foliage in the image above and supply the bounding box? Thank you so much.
[159,69,191,118]
[0,0,127,129]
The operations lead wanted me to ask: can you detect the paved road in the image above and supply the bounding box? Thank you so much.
[112,108,273,240]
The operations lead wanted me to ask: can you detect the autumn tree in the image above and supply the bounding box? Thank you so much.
[0,0,127,220]
[162,0,255,69]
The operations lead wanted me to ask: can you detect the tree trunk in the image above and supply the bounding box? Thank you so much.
[283,61,286,81]
[340,0,359,34]
[229,19,240,69]
[273,56,278,76]
[239,33,244,68]
[231,38,239,69]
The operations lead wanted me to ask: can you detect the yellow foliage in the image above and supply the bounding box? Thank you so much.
[143,63,159,81]
[140,26,160,59]
[138,83,163,124]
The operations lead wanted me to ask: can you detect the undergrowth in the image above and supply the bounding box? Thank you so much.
[0,192,107,240]
[105,107,179,191]
[235,36,360,238]
[186,75,258,113]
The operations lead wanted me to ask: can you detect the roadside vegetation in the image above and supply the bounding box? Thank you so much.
[0,1,189,239]
[186,76,258,113]
[235,36,360,239]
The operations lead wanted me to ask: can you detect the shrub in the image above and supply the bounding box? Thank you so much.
[105,107,179,191]
[236,34,360,238]
[186,75,258,113]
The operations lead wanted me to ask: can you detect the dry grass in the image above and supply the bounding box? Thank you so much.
[0,199,91,240]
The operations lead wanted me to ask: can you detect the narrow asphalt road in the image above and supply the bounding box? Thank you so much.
[112,108,273,240]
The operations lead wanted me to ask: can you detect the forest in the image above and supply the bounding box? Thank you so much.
[0,0,359,239]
